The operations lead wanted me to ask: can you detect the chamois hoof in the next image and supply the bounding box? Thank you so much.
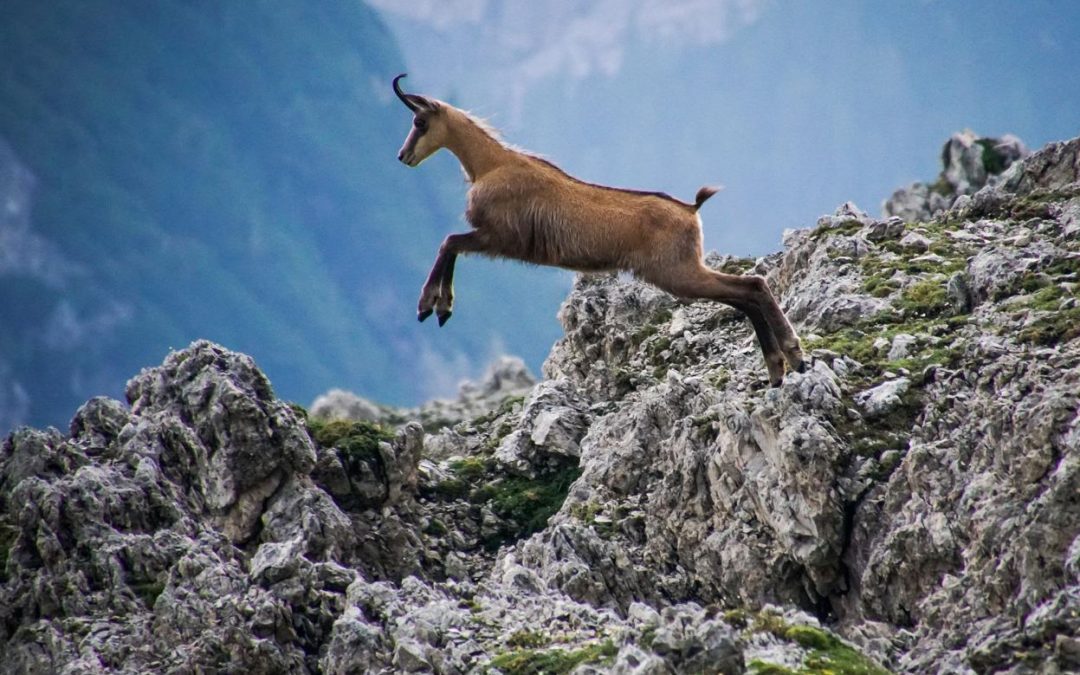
[418,309,433,322]
[795,359,808,374]
[437,310,452,326]
[770,377,784,388]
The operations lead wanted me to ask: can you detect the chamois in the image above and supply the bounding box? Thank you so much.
[392,74,806,385]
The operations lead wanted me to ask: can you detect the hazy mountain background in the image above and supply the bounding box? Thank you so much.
[2,0,1078,431]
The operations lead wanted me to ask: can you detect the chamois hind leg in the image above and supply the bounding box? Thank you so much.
[727,272,806,375]
[729,300,787,387]
[418,232,482,326]
[648,263,804,383]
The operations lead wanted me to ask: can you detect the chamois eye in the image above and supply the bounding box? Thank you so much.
[414,117,427,129]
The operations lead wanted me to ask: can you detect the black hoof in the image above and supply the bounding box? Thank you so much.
[771,377,784,388]
[418,309,433,322]
[796,360,808,374]
[437,310,452,327]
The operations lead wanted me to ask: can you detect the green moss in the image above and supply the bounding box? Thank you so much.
[638,625,658,650]
[716,257,757,274]
[423,518,448,536]
[709,367,732,389]
[749,661,802,675]
[805,328,880,367]
[429,476,471,500]
[472,395,526,427]
[895,279,950,319]
[483,464,582,549]
[786,625,839,651]
[1000,185,1080,220]
[506,630,549,649]
[489,639,617,675]
[863,273,901,298]
[812,219,864,239]
[287,402,309,419]
[975,138,1007,175]
[450,456,493,482]
[723,608,751,630]
[427,455,582,550]
[746,612,892,675]
[568,500,619,538]
[859,244,965,281]
[306,417,393,461]
[929,175,953,197]
[1017,305,1080,346]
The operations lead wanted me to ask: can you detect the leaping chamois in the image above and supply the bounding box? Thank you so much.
[392,74,805,386]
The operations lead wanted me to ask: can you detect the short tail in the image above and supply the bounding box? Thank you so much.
[694,185,723,211]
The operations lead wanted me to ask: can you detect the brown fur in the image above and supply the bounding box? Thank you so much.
[394,77,805,384]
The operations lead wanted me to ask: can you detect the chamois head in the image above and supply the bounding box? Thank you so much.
[394,74,446,167]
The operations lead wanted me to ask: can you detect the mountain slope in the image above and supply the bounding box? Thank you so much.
[0,135,1077,672]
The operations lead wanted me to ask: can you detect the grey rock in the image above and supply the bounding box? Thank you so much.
[864,217,906,242]
[888,334,918,361]
[898,231,932,252]
[855,378,911,418]
[883,131,1029,222]
[946,272,974,314]
[5,133,1080,675]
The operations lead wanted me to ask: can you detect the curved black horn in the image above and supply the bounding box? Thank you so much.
[393,73,419,112]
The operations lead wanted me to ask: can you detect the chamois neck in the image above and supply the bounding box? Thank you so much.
[444,110,512,182]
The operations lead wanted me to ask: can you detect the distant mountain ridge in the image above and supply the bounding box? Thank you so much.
[0,0,567,430]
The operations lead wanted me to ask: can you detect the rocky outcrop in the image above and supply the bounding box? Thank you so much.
[883,130,1028,222]
[2,135,1079,673]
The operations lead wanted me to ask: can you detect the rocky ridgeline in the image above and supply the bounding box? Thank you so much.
[1,134,1078,674]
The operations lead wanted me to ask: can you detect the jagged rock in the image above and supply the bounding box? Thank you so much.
[883,130,1029,222]
[494,378,591,475]
[855,378,911,418]
[4,134,1080,674]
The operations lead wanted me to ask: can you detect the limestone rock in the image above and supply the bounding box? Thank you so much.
[4,133,1080,674]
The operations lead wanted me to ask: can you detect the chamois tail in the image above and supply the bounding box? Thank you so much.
[694,185,723,211]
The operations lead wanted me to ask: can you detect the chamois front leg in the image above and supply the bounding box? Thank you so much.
[418,232,483,326]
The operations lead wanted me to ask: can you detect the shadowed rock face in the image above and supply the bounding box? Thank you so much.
[2,136,1080,673]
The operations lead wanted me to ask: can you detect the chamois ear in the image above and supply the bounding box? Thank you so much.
[393,73,438,113]
[409,95,439,113]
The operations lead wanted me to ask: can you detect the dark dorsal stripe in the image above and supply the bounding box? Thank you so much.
[528,156,693,209]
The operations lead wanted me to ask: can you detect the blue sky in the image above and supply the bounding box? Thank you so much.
[374,0,1080,255]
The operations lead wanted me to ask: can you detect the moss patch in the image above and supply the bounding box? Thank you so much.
[425,456,582,551]
[894,278,951,319]
[305,418,396,490]
[505,629,549,649]
[746,612,892,675]
[481,464,582,549]
[812,219,864,239]
[489,639,617,674]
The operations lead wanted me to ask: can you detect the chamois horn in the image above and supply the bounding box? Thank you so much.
[393,73,421,112]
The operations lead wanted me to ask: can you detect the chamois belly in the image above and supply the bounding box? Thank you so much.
[468,200,621,271]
